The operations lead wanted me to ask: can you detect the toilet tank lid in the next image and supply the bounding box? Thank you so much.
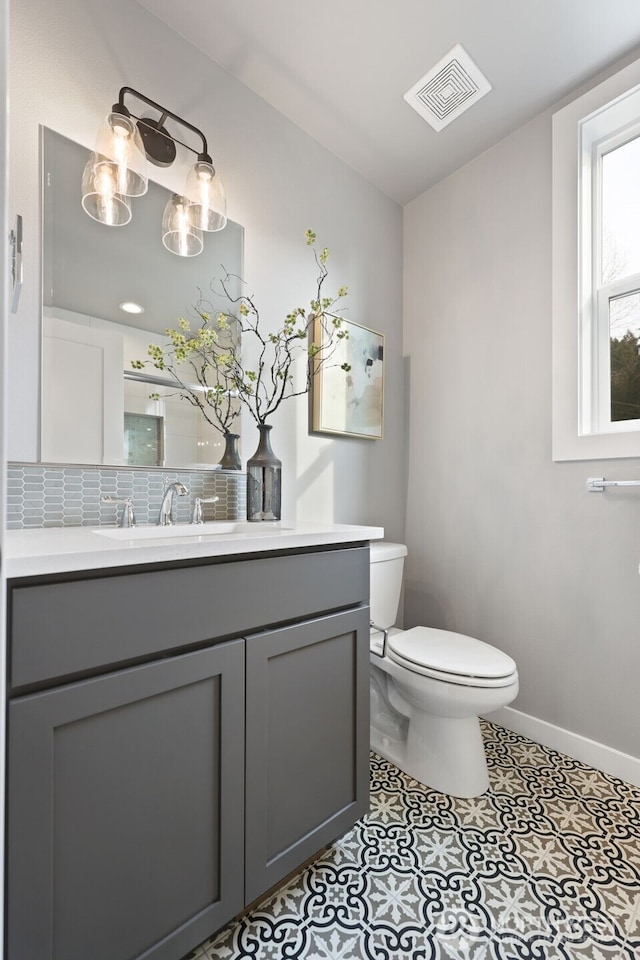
[370,542,408,562]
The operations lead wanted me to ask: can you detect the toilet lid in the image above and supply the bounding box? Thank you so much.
[387,626,517,683]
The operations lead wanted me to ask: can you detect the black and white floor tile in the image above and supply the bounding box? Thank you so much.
[187,722,640,959]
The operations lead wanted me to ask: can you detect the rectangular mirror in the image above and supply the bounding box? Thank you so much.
[41,127,244,469]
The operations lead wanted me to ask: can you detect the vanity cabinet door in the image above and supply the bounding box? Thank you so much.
[7,640,245,960]
[244,607,370,904]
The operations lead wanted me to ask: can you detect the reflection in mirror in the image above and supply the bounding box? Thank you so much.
[41,127,244,469]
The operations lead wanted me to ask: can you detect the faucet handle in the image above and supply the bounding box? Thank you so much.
[101,496,136,528]
[192,496,220,524]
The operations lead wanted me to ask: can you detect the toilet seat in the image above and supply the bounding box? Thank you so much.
[386,626,518,689]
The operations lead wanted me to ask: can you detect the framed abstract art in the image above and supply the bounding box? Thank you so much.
[311,318,384,440]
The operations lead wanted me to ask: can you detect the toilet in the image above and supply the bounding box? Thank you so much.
[369,542,519,798]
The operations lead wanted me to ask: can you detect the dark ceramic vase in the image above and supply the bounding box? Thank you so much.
[246,424,282,521]
[219,432,241,471]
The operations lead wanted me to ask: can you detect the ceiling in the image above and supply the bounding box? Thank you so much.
[136,0,640,206]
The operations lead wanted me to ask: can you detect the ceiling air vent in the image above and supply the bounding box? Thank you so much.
[404,43,491,131]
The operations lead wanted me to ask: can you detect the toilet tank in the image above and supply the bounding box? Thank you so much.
[369,542,408,630]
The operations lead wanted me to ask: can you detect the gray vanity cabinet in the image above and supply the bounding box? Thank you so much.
[245,607,370,903]
[6,543,370,960]
[7,640,245,960]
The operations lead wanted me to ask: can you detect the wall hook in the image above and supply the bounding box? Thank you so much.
[9,214,23,313]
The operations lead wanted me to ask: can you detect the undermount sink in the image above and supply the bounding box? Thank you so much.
[93,521,290,541]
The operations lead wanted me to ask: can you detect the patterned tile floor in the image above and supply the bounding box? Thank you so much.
[188,722,640,959]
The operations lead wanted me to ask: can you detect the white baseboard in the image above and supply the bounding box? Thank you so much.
[485,706,640,789]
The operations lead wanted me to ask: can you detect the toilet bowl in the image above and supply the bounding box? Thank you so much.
[370,543,519,798]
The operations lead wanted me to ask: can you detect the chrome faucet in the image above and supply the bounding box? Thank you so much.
[158,480,189,526]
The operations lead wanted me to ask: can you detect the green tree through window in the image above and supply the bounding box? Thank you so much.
[611,330,640,420]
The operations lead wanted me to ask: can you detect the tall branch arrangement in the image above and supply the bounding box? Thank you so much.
[132,230,350,429]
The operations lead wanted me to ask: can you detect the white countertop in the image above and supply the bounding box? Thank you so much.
[4,521,385,578]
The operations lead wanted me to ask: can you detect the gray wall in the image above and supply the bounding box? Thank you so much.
[8,0,405,539]
[404,107,640,760]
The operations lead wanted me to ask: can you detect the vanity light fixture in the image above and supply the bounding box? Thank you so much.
[82,86,227,255]
[81,158,132,226]
[162,194,204,258]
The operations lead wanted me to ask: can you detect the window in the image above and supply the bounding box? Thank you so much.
[602,135,640,426]
[580,95,640,437]
[124,412,164,467]
[552,57,640,460]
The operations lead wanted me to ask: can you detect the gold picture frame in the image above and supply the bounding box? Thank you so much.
[311,318,384,440]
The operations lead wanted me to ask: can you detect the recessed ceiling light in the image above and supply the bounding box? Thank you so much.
[119,301,145,314]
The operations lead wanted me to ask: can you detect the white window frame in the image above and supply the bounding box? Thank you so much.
[552,57,640,460]
[585,109,640,435]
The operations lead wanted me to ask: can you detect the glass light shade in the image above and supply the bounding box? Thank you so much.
[185,160,227,232]
[94,112,148,198]
[81,156,132,226]
[162,194,203,257]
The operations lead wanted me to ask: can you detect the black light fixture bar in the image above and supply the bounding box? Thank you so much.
[113,86,212,166]
[83,85,227,247]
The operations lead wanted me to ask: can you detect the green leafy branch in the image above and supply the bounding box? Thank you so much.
[131,308,241,437]
[132,230,350,431]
